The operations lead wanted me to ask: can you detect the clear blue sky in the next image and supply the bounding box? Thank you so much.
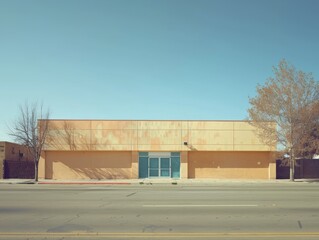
[1,0,319,141]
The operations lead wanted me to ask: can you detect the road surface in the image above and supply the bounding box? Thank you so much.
[0,181,319,239]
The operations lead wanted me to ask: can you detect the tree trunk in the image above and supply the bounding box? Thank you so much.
[34,161,39,182]
[289,156,295,182]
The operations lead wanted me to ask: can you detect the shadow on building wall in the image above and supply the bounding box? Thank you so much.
[45,157,132,180]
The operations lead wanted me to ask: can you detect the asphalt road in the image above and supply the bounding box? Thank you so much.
[0,182,319,239]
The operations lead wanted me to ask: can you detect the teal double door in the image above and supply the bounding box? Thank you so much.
[139,152,180,179]
[149,157,170,177]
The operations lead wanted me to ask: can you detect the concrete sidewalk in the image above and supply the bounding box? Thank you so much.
[0,179,35,184]
[1,178,319,185]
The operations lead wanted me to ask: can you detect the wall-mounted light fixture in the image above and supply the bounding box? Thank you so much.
[184,141,196,151]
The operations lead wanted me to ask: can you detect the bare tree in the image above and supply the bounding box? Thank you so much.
[248,59,319,181]
[9,102,50,182]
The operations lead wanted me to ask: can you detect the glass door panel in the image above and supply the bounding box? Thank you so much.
[171,157,180,178]
[160,158,170,177]
[149,158,159,177]
[139,157,148,178]
[160,169,170,177]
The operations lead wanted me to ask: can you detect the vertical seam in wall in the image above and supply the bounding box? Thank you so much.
[180,121,182,151]
[90,120,92,151]
[233,122,235,152]
[187,120,190,179]
[136,121,139,179]
[136,120,138,150]
[130,121,133,152]
[131,121,134,179]
[131,137,133,178]
[188,120,190,150]
[89,121,92,170]
[268,153,271,179]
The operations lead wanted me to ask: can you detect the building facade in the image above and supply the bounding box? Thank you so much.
[0,141,32,179]
[39,120,276,180]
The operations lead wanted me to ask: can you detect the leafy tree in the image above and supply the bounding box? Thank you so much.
[248,59,319,181]
[9,102,50,182]
[295,102,319,158]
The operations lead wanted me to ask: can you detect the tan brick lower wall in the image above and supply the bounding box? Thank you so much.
[43,150,275,180]
[45,151,133,180]
[188,151,273,179]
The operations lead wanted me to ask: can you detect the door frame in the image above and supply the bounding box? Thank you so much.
[148,157,171,178]
[138,152,181,179]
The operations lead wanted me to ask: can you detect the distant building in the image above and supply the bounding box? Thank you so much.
[0,141,32,179]
[39,120,277,180]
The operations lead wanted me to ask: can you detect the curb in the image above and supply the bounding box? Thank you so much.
[38,182,131,185]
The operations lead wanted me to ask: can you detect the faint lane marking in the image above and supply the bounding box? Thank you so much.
[143,204,258,207]
[1,232,319,238]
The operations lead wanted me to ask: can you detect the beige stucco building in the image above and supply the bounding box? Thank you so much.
[39,120,276,180]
